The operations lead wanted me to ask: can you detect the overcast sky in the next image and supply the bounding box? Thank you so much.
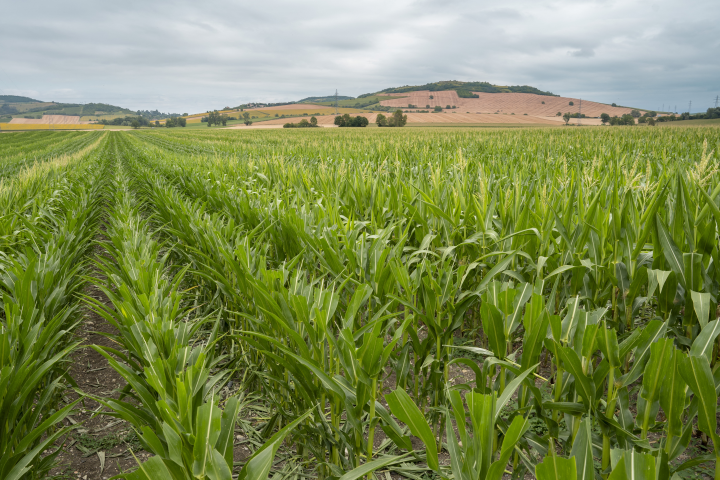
[2,0,718,114]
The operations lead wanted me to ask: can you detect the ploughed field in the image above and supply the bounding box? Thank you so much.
[1,127,720,480]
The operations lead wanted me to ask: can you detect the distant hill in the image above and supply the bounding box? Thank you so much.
[0,95,42,103]
[0,97,180,121]
[298,95,354,103]
[360,81,558,98]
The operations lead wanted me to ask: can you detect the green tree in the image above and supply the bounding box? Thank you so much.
[648,117,656,126]
[310,116,318,127]
[131,119,140,129]
[569,101,574,106]
[178,117,186,127]
[638,116,647,124]
[376,113,387,127]
[387,109,407,127]
[630,109,641,118]
[562,112,571,125]
[556,111,562,116]
[433,106,442,112]
[600,113,610,124]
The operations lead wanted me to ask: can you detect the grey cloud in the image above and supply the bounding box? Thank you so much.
[1,0,718,114]
[569,48,595,58]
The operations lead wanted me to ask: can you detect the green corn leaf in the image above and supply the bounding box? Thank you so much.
[385,388,439,472]
[690,290,711,329]
[690,318,720,361]
[638,338,674,433]
[481,302,506,359]
[558,345,594,409]
[495,364,538,422]
[660,350,686,438]
[607,455,627,480]
[206,448,232,480]
[120,456,175,480]
[570,417,594,480]
[486,416,530,480]
[161,422,184,468]
[237,407,314,480]
[536,454,577,480]
[521,309,550,372]
[678,354,717,439]
[655,215,686,288]
[192,399,221,478]
[684,253,704,294]
[619,319,667,387]
[598,323,621,368]
[611,449,656,480]
[217,396,241,468]
[337,453,412,480]
[475,250,517,293]
[656,271,679,318]
[560,296,583,345]
[647,269,672,299]
[633,178,668,259]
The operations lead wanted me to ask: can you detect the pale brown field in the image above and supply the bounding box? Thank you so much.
[8,115,90,125]
[254,111,559,126]
[378,91,648,118]
[246,103,327,111]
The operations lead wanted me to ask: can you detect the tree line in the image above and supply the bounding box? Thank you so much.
[284,117,319,128]
[376,110,407,127]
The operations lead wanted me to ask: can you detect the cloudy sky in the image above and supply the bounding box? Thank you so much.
[2,0,718,114]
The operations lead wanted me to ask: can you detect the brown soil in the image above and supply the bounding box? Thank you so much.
[51,242,145,480]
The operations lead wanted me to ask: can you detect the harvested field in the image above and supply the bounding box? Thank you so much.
[8,115,89,125]
[379,90,650,118]
[255,111,559,126]
[185,106,369,123]
[0,123,104,131]
[8,118,46,124]
[247,103,326,111]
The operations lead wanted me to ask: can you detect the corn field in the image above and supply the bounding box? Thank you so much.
[1,127,720,480]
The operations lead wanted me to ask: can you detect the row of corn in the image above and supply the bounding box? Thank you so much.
[1,126,720,480]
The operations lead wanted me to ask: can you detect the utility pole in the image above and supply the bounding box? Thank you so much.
[715,95,719,108]
[689,101,692,114]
